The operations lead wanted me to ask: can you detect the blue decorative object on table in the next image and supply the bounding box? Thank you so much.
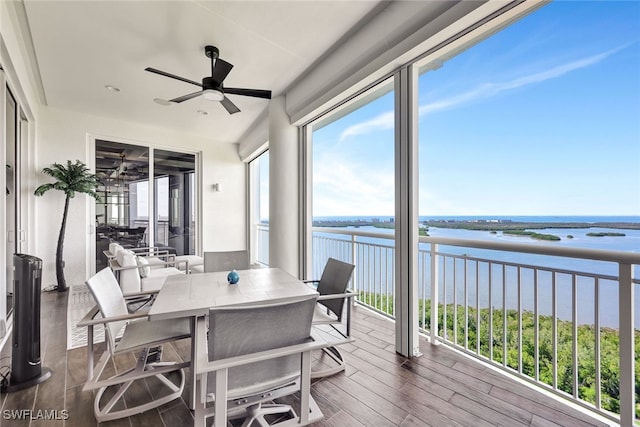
[227,270,240,285]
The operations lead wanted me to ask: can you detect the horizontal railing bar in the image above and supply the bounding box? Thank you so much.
[313,236,395,251]
[313,226,396,241]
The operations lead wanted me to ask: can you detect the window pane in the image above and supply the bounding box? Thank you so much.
[154,149,196,256]
[250,151,269,265]
[95,141,149,270]
[417,1,640,416]
[310,78,395,316]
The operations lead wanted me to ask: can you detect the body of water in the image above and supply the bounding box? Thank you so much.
[313,216,640,328]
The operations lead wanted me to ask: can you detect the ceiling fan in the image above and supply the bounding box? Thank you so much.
[145,45,271,114]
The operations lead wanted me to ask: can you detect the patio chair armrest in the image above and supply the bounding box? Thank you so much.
[316,290,357,301]
[111,259,188,271]
[77,310,148,327]
[77,305,101,326]
[129,247,170,256]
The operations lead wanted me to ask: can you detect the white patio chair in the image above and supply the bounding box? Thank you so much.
[193,294,324,427]
[304,257,356,378]
[107,242,173,269]
[79,267,191,422]
[113,248,186,294]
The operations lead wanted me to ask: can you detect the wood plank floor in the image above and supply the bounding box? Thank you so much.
[0,290,613,426]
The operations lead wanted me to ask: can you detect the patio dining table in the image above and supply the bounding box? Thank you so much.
[147,267,320,409]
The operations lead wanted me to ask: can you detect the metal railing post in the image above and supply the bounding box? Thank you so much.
[430,243,439,345]
[352,234,357,304]
[618,262,634,427]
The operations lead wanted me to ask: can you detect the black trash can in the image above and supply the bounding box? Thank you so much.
[1,254,52,392]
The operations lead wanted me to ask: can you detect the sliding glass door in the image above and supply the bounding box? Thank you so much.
[95,140,197,270]
[95,141,150,270]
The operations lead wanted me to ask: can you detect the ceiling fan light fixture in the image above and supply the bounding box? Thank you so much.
[153,98,173,106]
[203,88,224,102]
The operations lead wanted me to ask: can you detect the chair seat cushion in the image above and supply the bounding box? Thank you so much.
[174,255,204,269]
[115,317,191,353]
[146,256,169,269]
[140,267,184,292]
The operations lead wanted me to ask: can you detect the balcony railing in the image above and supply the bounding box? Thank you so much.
[258,224,639,424]
[255,223,270,265]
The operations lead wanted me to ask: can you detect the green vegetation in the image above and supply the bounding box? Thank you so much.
[313,220,639,237]
[358,291,640,418]
[503,230,561,241]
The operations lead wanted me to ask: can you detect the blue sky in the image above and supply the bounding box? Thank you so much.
[311,1,640,218]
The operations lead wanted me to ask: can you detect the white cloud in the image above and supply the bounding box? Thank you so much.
[419,46,623,116]
[338,47,623,141]
[313,157,394,216]
[339,111,394,141]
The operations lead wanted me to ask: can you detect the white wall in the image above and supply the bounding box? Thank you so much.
[34,106,246,288]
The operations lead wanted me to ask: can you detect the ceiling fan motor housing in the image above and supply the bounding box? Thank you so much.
[202,76,221,90]
[205,45,219,60]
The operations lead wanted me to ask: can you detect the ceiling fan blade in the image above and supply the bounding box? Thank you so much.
[220,96,241,114]
[145,67,203,88]
[211,58,234,86]
[224,87,272,99]
[170,91,203,103]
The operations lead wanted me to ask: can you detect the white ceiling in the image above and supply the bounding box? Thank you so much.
[22,0,383,143]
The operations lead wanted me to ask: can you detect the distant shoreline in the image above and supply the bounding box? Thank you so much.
[422,220,640,231]
[312,219,640,231]
[310,219,638,241]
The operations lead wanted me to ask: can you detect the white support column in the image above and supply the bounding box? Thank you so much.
[268,96,300,277]
[394,65,420,357]
[618,262,635,427]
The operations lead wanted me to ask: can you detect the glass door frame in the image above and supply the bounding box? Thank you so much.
[88,136,201,275]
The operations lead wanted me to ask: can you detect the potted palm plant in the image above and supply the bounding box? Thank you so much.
[34,160,100,292]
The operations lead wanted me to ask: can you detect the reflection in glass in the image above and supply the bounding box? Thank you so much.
[95,141,150,270]
[153,149,196,257]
